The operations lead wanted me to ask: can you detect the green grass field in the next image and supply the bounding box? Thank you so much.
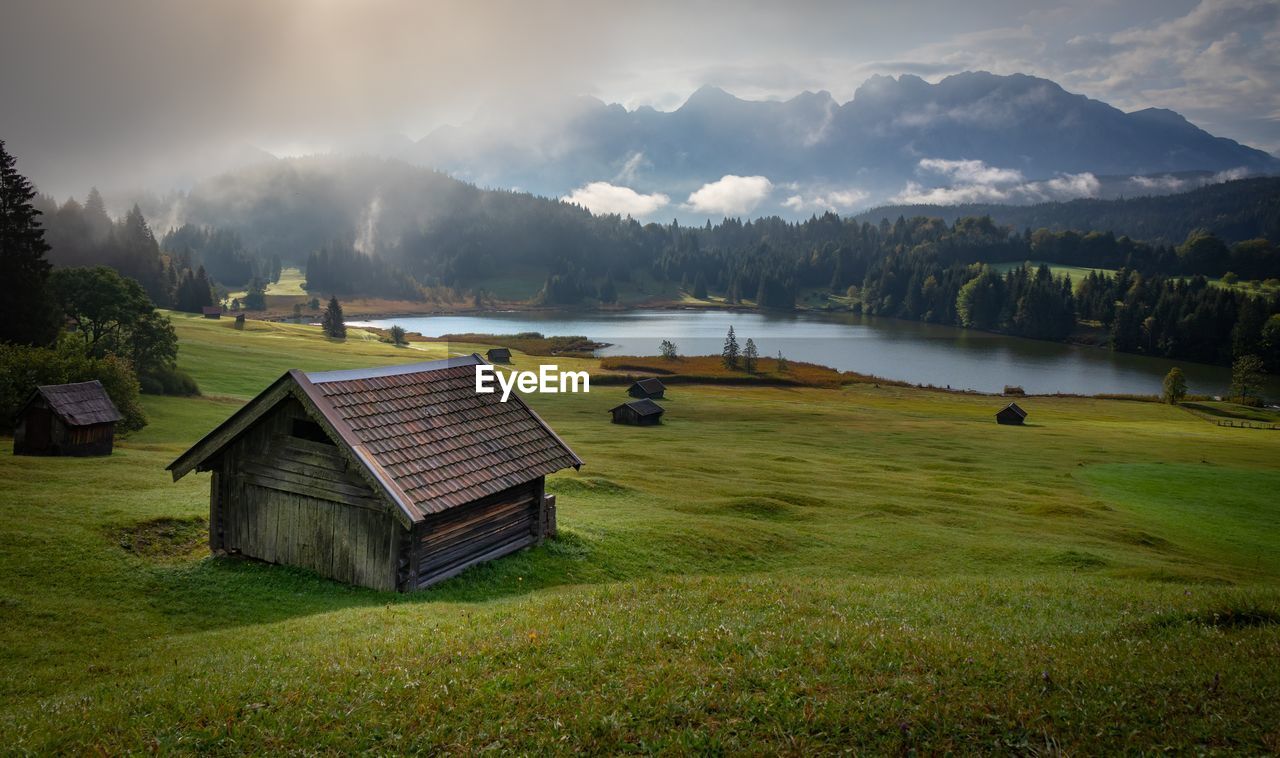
[2,314,1279,752]
[225,267,309,302]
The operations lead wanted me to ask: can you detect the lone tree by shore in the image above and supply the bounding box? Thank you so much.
[744,338,759,373]
[321,296,346,339]
[722,325,739,369]
[1230,354,1263,403]
[1162,367,1187,404]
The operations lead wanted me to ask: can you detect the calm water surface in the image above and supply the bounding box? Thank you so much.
[351,309,1254,397]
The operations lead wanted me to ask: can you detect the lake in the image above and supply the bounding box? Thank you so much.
[350,309,1253,397]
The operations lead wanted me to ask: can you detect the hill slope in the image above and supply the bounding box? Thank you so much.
[1,315,1278,751]
[855,176,1280,245]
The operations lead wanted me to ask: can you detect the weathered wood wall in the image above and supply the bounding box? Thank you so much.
[13,401,114,456]
[211,396,399,590]
[409,478,545,590]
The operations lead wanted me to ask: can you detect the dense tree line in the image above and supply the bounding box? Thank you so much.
[17,151,1280,375]
[0,142,193,431]
[854,176,1280,247]
[304,240,425,300]
[32,191,221,313]
[161,223,274,289]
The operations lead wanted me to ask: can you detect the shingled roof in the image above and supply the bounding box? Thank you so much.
[168,354,582,526]
[610,399,665,417]
[1000,402,1028,418]
[631,378,666,394]
[25,381,123,426]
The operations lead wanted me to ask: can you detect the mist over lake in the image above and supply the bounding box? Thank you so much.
[352,309,1250,397]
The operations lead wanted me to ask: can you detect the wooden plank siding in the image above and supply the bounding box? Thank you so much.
[212,396,400,591]
[411,478,543,589]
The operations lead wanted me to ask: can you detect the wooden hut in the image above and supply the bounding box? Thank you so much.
[167,354,582,591]
[486,347,512,364]
[202,306,223,319]
[13,380,122,456]
[609,399,664,426]
[627,377,667,399]
[996,402,1027,425]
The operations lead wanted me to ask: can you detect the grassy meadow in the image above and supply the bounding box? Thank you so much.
[2,313,1279,752]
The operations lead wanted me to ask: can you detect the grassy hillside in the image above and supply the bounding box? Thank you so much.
[2,314,1279,752]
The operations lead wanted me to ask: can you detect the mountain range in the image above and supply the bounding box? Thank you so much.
[368,71,1277,220]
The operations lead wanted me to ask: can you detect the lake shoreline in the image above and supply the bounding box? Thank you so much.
[343,307,1258,397]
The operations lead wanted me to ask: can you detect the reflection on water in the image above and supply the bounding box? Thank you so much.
[350,309,1255,397]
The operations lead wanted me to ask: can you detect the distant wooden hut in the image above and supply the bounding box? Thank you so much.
[610,399,664,426]
[486,348,512,364]
[996,402,1027,425]
[167,354,582,591]
[13,380,122,456]
[627,377,667,399]
[202,306,223,319]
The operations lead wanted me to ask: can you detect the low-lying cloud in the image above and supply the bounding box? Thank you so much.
[684,175,773,216]
[781,187,870,213]
[1125,166,1251,195]
[561,181,670,217]
[917,158,1024,185]
[892,158,1100,205]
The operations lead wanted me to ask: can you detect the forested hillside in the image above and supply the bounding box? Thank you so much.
[855,177,1280,246]
[35,155,1280,371]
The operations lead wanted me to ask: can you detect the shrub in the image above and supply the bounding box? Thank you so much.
[140,365,200,396]
[0,341,146,432]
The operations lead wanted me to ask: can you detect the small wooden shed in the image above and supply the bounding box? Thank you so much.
[628,378,667,399]
[610,399,664,426]
[13,380,122,456]
[202,306,223,319]
[486,348,512,364]
[996,402,1027,425]
[167,354,582,591]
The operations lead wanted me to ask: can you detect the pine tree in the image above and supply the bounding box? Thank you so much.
[743,338,758,372]
[0,140,61,346]
[721,325,739,369]
[82,187,112,242]
[692,272,707,299]
[321,296,346,338]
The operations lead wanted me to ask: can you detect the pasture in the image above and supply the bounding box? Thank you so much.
[1,313,1278,752]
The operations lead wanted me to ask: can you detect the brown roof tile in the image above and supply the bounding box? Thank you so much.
[303,356,581,517]
[29,381,123,426]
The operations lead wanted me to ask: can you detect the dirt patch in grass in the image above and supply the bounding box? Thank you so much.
[112,517,207,559]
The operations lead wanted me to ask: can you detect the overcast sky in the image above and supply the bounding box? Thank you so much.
[2,0,1277,198]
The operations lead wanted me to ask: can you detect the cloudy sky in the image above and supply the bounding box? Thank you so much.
[2,0,1277,198]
